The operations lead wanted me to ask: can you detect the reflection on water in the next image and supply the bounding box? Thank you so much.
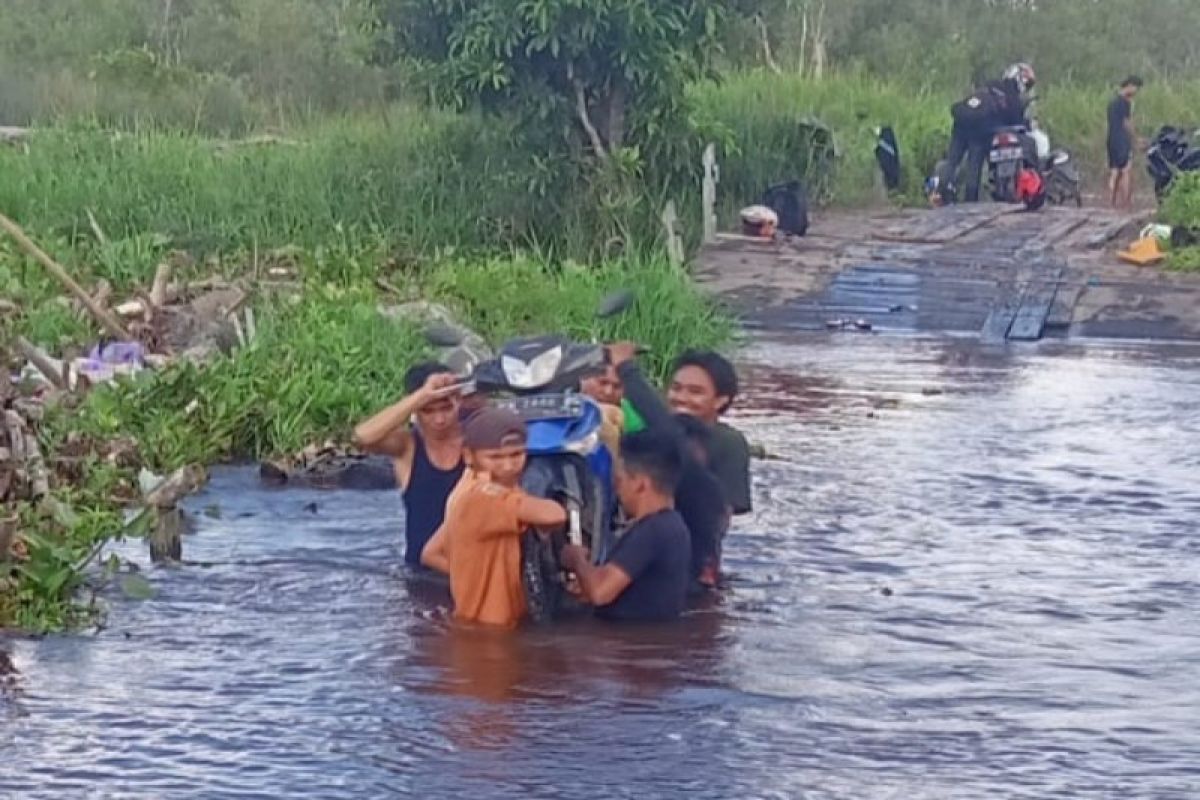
[3,335,1200,799]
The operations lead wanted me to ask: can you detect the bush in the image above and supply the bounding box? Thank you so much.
[63,253,729,470]
[1159,173,1200,230]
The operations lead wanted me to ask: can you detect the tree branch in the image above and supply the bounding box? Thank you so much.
[572,76,610,162]
[754,14,781,74]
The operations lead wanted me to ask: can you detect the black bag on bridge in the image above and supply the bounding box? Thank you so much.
[761,181,809,237]
[874,125,901,192]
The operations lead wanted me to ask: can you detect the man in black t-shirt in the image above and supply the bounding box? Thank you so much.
[607,343,728,590]
[938,63,1034,203]
[1108,75,1144,210]
[561,430,691,622]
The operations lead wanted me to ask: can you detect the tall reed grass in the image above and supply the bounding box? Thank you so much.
[697,72,1200,208]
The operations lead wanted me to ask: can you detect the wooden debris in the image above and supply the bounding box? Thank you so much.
[4,409,49,499]
[702,143,719,245]
[149,262,173,308]
[374,277,404,297]
[0,212,130,340]
[116,299,149,318]
[142,464,206,509]
[91,279,113,310]
[0,514,15,560]
[243,307,257,342]
[15,336,67,390]
[0,126,28,145]
[148,507,187,563]
[661,201,685,268]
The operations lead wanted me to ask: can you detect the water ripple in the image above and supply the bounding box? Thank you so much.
[3,336,1199,798]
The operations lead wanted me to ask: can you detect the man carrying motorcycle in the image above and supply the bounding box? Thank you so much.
[939,63,1036,204]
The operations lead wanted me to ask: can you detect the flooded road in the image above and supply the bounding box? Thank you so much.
[3,335,1200,799]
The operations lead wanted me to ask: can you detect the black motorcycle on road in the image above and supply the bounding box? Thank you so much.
[1146,125,1200,201]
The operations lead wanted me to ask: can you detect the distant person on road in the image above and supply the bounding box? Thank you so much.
[939,63,1036,203]
[353,362,466,567]
[1108,75,1144,211]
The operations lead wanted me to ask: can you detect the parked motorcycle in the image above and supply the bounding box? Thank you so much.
[424,290,634,622]
[987,125,1047,210]
[1041,147,1082,207]
[929,124,1079,209]
[1028,124,1083,207]
[1146,125,1200,200]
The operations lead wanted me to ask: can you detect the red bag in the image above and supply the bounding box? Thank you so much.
[1016,168,1044,203]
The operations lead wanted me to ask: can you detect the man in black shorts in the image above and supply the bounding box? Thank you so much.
[1108,76,1143,210]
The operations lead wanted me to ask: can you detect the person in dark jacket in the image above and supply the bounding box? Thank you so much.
[939,63,1036,203]
[607,342,728,591]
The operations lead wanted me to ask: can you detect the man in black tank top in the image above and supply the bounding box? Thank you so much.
[354,362,466,565]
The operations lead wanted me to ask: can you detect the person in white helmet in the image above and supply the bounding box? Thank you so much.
[938,63,1036,203]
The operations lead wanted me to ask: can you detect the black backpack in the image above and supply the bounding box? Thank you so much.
[951,85,1001,126]
[874,126,901,191]
[761,181,809,237]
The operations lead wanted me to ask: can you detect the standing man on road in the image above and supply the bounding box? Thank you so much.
[1108,75,1144,211]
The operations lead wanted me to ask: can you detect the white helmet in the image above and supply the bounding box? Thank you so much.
[1003,62,1037,95]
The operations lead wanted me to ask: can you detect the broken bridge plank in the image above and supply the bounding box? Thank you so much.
[1007,267,1065,341]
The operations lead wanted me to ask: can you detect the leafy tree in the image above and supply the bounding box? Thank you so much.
[378,0,731,164]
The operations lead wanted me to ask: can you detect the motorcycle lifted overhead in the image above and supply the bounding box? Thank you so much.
[425,289,635,622]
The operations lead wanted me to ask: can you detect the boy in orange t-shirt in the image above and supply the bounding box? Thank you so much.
[421,407,567,628]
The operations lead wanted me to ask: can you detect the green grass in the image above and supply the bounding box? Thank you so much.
[65,253,730,472]
[6,74,1200,270]
[1157,174,1200,272]
[691,72,1200,211]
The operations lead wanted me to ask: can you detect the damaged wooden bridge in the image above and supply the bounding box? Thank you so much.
[695,204,1200,342]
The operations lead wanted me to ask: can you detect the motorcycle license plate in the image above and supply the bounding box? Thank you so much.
[494,393,586,421]
[990,147,1022,163]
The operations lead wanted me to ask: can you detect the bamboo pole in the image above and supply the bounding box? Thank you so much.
[0,212,129,339]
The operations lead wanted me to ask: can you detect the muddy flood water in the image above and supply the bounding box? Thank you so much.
[3,335,1199,799]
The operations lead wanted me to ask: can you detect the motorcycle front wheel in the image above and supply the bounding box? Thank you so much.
[521,531,565,623]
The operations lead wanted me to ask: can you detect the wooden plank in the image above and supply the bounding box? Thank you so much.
[1008,269,1064,341]
[1037,213,1089,246]
[879,206,1007,244]
[1044,282,1084,330]
[981,280,1023,342]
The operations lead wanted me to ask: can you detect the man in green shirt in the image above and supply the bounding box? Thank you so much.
[666,350,752,516]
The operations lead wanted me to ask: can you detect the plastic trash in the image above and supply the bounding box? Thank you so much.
[74,340,146,385]
[1118,236,1166,267]
[740,205,779,238]
[88,341,145,365]
[1140,224,1172,243]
